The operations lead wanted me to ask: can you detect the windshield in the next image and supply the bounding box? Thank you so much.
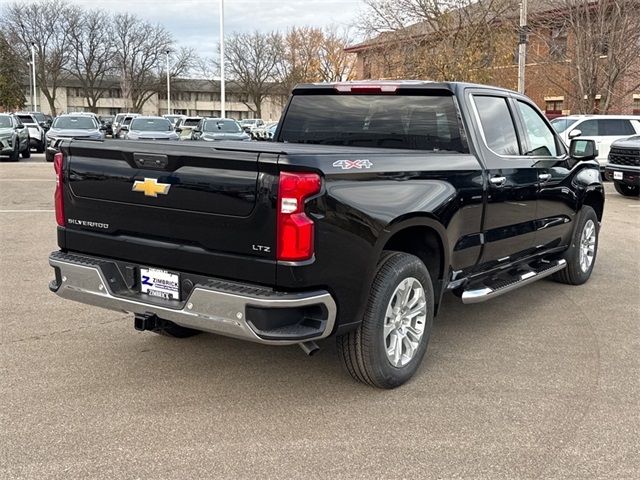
[240,119,257,125]
[31,112,46,123]
[550,118,578,133]
[131,118,172,132]
[203,120,242,133]
[183,118,200,127]
[17,115,36,124]
[0,116,12,128]
[52,116,97,130]
[279,94,467,152]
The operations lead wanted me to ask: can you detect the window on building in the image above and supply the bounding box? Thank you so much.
[473,96,520,156]
[545,99,564,114]
[549,27,568,60]
[633,97,640,115]
[198,92,213,102]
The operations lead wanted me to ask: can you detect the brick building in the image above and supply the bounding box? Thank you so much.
[345,1,640,117]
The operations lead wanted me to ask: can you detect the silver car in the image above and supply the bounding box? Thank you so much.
[123,116,179,141]
[0,114,30,161]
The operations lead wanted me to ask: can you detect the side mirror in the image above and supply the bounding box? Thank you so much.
[120,125,129,132]
[15,124,25,130]
[568,129,582,139]
[99,125,107,131]
[175,127,182,133]
[570,138,598,161]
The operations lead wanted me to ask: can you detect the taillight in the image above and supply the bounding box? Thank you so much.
[277,172,322,261]
[334,83,400,94]
[53,152,65,226]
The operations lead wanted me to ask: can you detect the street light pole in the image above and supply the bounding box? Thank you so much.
[219,0,226,118]
[31,43,38,111]
[517,0,528,94]
[166,50,171,115]
[28,61,34,111]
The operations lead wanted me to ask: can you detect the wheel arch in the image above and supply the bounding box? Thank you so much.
[582,187,605,222]
[375,215,449,313]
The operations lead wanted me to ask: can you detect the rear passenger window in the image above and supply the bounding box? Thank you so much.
[474,96,520,156]
[599,119,635,136]
[577,120,598,136]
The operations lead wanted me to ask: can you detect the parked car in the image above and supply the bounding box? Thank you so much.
[99,116,114,137]
[239,118,264,136]
[29,111,52,132]
[48,81,604,389]
[163,114,184,127]
[192,118,250,142]
[113,113,140,138]
[174,116,202,140]
[551,115,640,168]
[45,114,105,162]
[604,135,640,197]
[122,116,179,141]
[252,121,278,141]
[0,113,30,161]
[114,114,140,139]
[14,112,46,153]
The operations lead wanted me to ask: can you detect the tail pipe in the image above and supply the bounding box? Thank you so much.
[298,341,320,356]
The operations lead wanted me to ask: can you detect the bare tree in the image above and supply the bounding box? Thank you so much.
[65,9,117,113]
[2,0,77,115]
[277,27,323,93]
[112,14,192,113]
[317,27,356,82]
[356,0,517,81]
[225,31,282,117]
[531,0,640,114]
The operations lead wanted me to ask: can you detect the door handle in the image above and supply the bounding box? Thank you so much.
[489,176,507,187]
[538,173,552,182]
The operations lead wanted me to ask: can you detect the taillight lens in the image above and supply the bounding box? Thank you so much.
[53,152,65,226]
[277,172,322,261]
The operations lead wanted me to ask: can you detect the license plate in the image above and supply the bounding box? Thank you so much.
[140,268,180,301]
[613,171,623,180]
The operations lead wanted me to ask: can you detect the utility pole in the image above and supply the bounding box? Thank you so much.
[28,61,33,111]
[219,0,226,118]
[31,43,37,111]
[517,0,528,94]
[166,50,171,115]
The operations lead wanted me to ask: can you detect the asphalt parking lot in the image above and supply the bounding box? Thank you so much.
[1,153,639,479]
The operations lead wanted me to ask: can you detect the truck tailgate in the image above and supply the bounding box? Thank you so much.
[60,140,278,284]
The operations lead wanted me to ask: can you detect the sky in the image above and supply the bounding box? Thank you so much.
[16,0,365,58]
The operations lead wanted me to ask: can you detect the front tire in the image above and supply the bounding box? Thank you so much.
[337,251,434,389]
[21,143,31,159]
[9,141,19,161]
[35,141,45,154]
[552,206,599,285]
[614,182,639,197]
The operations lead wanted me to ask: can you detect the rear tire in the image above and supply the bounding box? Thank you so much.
[614,182,639,197]
[337,251,434,389]
[552,206,599,285]
[155,320,201,338]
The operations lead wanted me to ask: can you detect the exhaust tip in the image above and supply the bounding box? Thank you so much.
[298,341,320,356]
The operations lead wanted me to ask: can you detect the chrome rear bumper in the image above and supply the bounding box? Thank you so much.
[49,251,336,345]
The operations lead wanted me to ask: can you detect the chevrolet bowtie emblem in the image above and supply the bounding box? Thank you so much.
[132,178,171,197]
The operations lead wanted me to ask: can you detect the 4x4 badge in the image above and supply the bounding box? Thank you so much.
[132,178,171,197]
[332,159,373,170]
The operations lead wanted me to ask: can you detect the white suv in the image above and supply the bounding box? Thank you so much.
[551,115,640,167]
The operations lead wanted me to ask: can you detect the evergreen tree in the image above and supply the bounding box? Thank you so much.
[0,33,25,111]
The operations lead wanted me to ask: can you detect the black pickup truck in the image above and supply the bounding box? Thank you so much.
[49,81,604,388]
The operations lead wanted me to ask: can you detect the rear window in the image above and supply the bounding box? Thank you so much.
[52,116,97,130]
[17,115,36,124]
[131,118,172,131]
[184,118,201,127]
[279,94,467,152]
